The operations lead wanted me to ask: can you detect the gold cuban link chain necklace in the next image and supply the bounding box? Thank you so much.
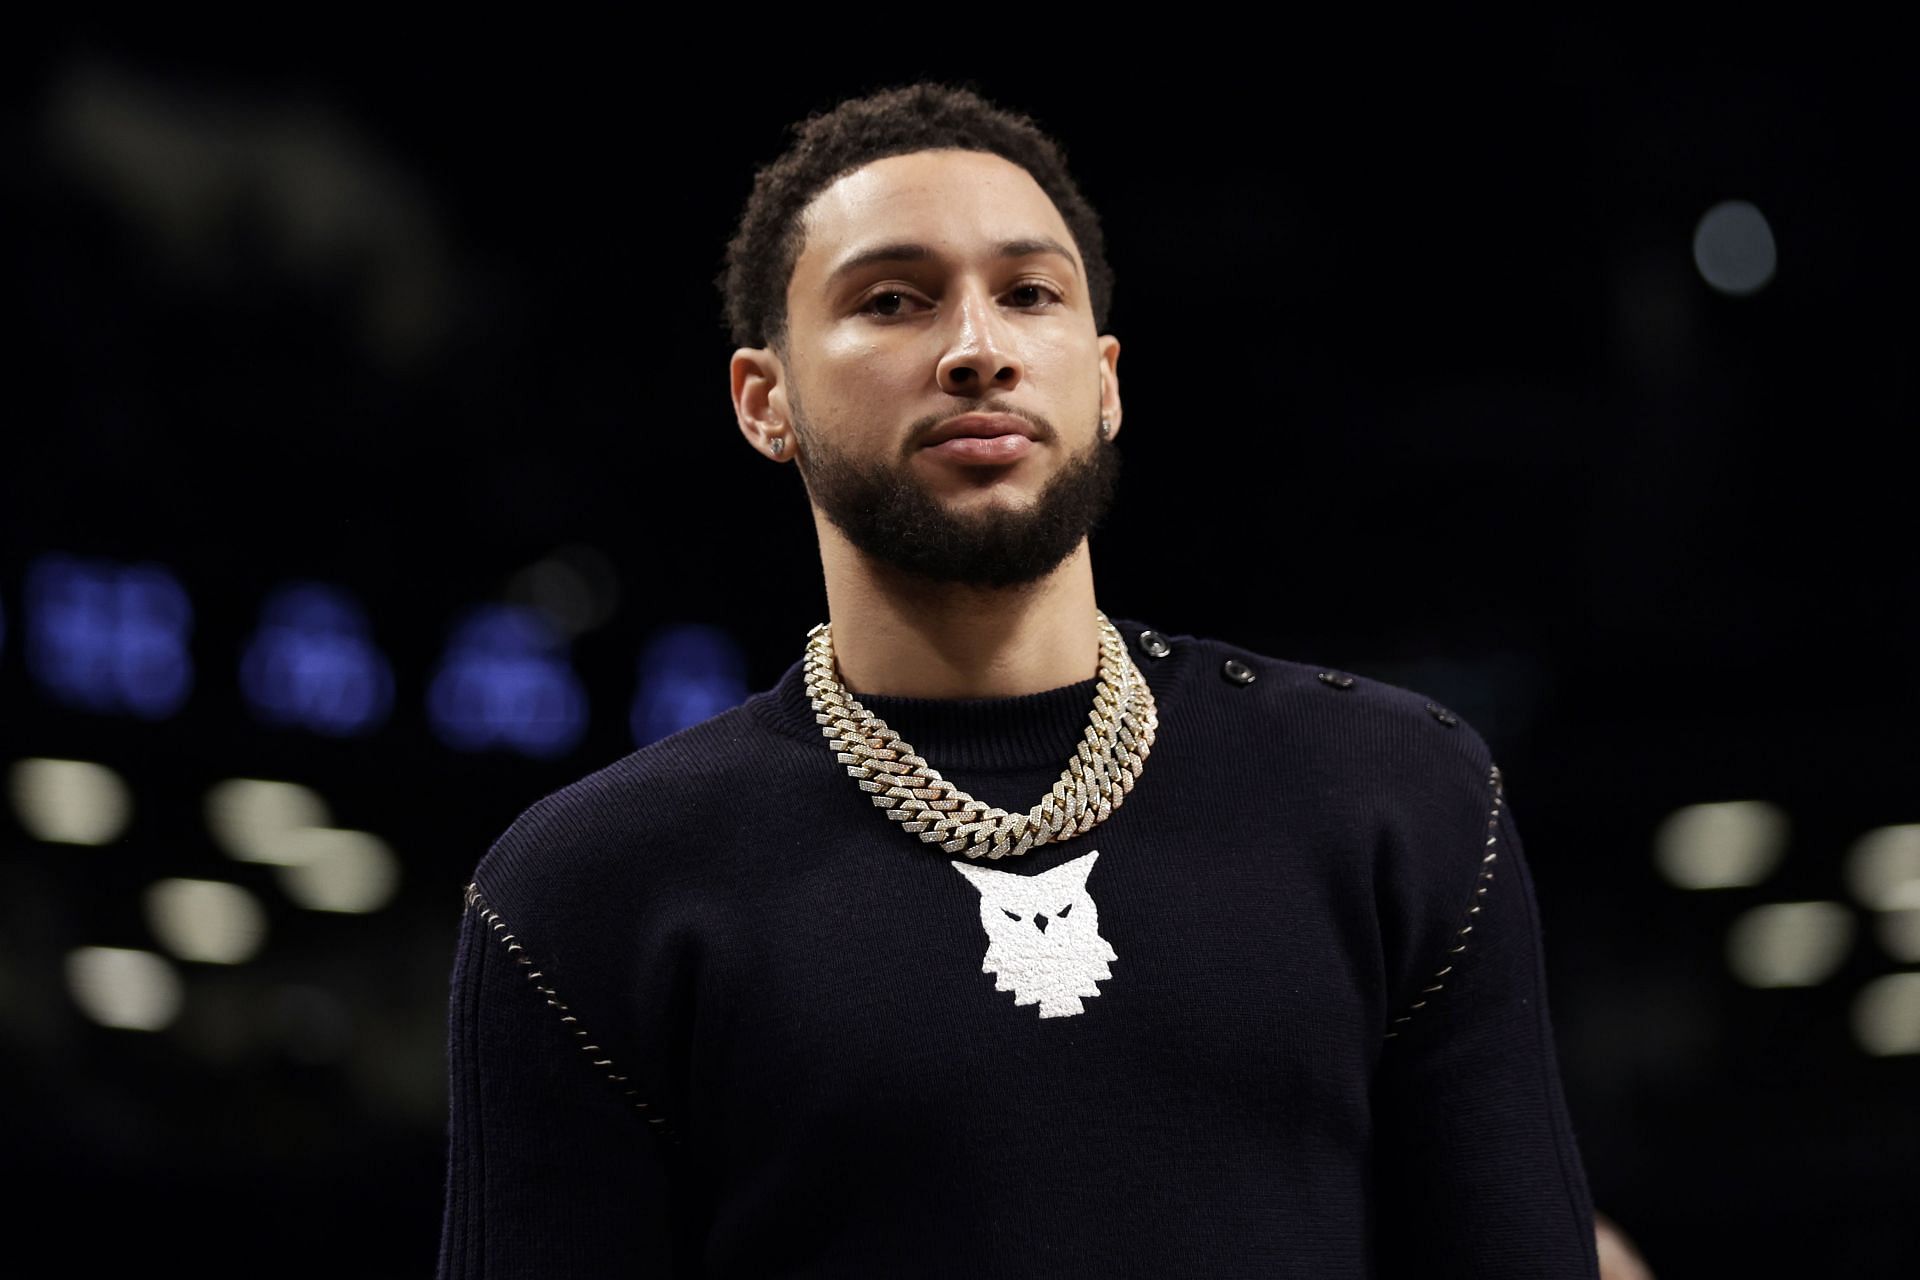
[803,609,1158,860]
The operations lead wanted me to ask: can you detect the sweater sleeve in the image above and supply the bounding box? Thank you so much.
[1368,786,1601,1278]
[436,881,690,1278]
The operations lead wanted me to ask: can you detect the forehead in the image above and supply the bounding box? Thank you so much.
[791,149,1081,287]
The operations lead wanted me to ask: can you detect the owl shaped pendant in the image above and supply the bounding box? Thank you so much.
[951,850,1116,1018]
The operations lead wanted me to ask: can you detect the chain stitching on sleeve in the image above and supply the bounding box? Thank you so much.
[1383,762,1504,1041]
[465,881,686,1149]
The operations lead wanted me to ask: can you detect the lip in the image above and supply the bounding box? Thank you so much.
[924,434,1035,465]
[921,412,1041,448]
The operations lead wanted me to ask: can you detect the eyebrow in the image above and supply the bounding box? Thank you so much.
[824,236,1082,289]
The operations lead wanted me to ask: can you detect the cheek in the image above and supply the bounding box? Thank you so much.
[798,338,920,441]
[1024,328,1099,387]
[817,330,906,382]
[815,337,923,404]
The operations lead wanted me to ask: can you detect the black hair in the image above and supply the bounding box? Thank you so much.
[717,81,1113,355]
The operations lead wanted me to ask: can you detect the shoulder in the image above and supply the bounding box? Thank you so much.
[1128,620,1514,995]
[468,700,776,916]
[1114,615,1501,823]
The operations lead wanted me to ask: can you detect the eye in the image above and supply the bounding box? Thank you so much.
[1058,902,1073,917]
[1002,908,1021,921]
[1007,282,1063,308]
[857,289,925,318]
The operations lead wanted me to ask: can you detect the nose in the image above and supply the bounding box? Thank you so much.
[935,283,1023,396]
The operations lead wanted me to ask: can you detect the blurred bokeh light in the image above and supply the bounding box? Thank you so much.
[1652,800,1790,890]
[10,757,133,844]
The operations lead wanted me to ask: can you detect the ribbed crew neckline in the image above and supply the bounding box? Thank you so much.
[749,615,1180,773]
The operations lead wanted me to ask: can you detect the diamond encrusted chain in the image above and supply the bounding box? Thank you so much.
[803,610,1158,860]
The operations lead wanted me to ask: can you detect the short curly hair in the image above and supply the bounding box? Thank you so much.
[717,81,1114,355]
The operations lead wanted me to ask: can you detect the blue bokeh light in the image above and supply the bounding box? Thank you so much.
[240,583,395,736]
[26,553,194,719]
[630,623,749,747]
[427,605,587,757]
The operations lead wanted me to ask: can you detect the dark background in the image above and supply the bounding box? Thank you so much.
[3,26,1913,1276]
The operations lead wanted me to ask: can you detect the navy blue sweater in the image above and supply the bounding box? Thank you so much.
[437,617,1600,1277]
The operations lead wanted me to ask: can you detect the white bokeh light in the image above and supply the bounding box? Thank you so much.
[10,758,133,845]
[144,878,269,964]
[206,778,331,864]
[1851,972,1920,1056]
[1844,824,1920,911]
[66,946,184,1031]
[1726,901,1854,988]
[1693,199,1778,296]
[275,828,400,913]
[1653,800,1789,889]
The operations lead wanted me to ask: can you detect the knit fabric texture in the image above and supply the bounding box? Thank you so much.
[437,617,1601,1278]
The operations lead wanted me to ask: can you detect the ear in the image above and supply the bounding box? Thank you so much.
[1096,335,1122,441]
[731,346,794,462]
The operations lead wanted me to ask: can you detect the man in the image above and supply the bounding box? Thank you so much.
[437,82,1605,1277]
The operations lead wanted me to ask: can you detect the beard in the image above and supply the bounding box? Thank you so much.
[787,400,1123,590]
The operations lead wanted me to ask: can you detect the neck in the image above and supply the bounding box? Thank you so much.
[814,524,1102,699]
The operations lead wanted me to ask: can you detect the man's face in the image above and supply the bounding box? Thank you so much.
[771,148,1122,590]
